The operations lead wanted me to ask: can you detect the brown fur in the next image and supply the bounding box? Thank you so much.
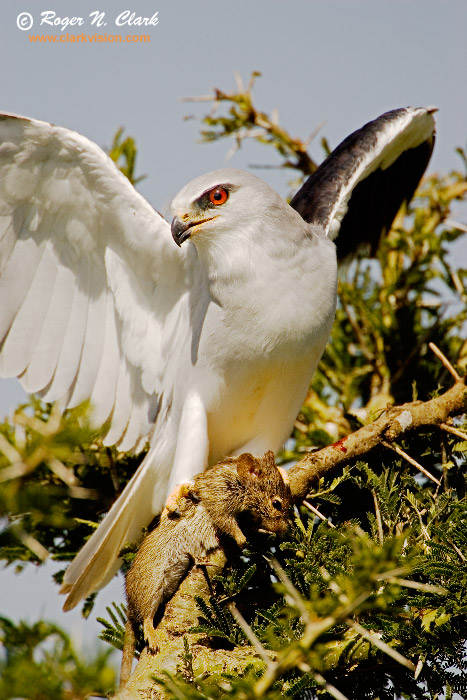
[120,451,290,688]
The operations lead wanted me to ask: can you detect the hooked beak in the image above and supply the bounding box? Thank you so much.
[171,215,218,247]
[171,216,193,247]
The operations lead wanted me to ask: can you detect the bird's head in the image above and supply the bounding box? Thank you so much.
[170,168,287,248]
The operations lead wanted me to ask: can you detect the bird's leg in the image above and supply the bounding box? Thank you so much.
[167,392,209,486]
[163,392,209,517]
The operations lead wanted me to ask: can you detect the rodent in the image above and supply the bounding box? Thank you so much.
[120,451,290,688]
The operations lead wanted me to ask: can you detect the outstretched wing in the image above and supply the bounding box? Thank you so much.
[290,107,436,259]
[0,113,188,451]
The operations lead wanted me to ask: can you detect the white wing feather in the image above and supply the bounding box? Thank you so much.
[0,113,188,449]
[61,444,166,610]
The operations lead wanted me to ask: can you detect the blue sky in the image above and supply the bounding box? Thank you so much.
[1,0,466,662]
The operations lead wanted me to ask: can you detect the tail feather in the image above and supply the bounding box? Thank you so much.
[61,449,169,610]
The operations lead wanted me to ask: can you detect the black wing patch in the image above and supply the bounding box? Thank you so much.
[290,108,435,260]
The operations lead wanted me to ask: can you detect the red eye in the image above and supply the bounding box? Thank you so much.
[209,187,229,206]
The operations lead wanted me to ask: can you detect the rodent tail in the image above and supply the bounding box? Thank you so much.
[60,448,168,611]
[120,620,136,689]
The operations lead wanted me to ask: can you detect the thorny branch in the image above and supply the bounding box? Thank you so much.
[288,367,466,500]
[182,71,319,177]
[117,350,466,698]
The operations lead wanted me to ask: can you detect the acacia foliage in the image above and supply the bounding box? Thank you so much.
[0,616,116,700]
[0,76,467,699]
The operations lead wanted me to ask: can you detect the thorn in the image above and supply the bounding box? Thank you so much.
[381,440,440,485]
[440,422,467,441]
[448,539,466,562]
[444,218,467,234]
[302,500,335,528]
[266,557,310,621]
[0,433,22,463]
[346,618,415,671]
[234,71,244,93]
[371,490,384,545]
[228,602,274,672]
[428,342,462,383]
[385,577,447,595]
[178,94,215,103]
[314,672,350,700]
[10,524,49,562]
[304,120,326,148]
[450,268,466,298]
[414,655,425,680]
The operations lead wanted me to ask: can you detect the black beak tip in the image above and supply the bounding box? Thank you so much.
[171,216,190,247]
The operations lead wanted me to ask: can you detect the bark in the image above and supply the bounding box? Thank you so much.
[114,548,266,699]
[288,378,467,499]
[114,376,466,698]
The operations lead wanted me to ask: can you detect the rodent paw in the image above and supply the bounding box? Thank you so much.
[143,619,160,654]
[236,535,247,549]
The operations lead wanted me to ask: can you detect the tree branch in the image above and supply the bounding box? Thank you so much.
[288,377,466,499]
[115,374,466,698]
[114,548,267,699]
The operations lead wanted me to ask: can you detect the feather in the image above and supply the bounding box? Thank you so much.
[1,239,58,377]
[103,358,133,448]
[0,235,43,344]
[39,261,90,402]
[20,258,76,393]
[67,275,106,408]
[0,112,184,436]
[61,444,171,610]
[87,292,120,426]
[291,107,436,258]
[0,109,436,611]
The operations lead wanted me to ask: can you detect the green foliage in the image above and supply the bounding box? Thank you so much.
[0,615,116,699]
[97,602,128,654]
[191,595,246,645]
[147,461,467,700]
[1,75,467,698]
[190,71,318,181]
[0,400,145,583]
[107,127,145,185]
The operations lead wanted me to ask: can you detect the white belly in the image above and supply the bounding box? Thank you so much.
[175,225,337,469]
[205,339,326,464]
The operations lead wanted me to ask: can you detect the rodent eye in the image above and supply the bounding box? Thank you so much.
[208,186,229,206]
[271,498,283,511]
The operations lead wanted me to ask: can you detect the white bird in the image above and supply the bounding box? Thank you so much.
[0,107,436,609]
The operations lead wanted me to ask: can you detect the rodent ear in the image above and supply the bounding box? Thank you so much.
[264,451,276,469]
[236,453,263,480]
